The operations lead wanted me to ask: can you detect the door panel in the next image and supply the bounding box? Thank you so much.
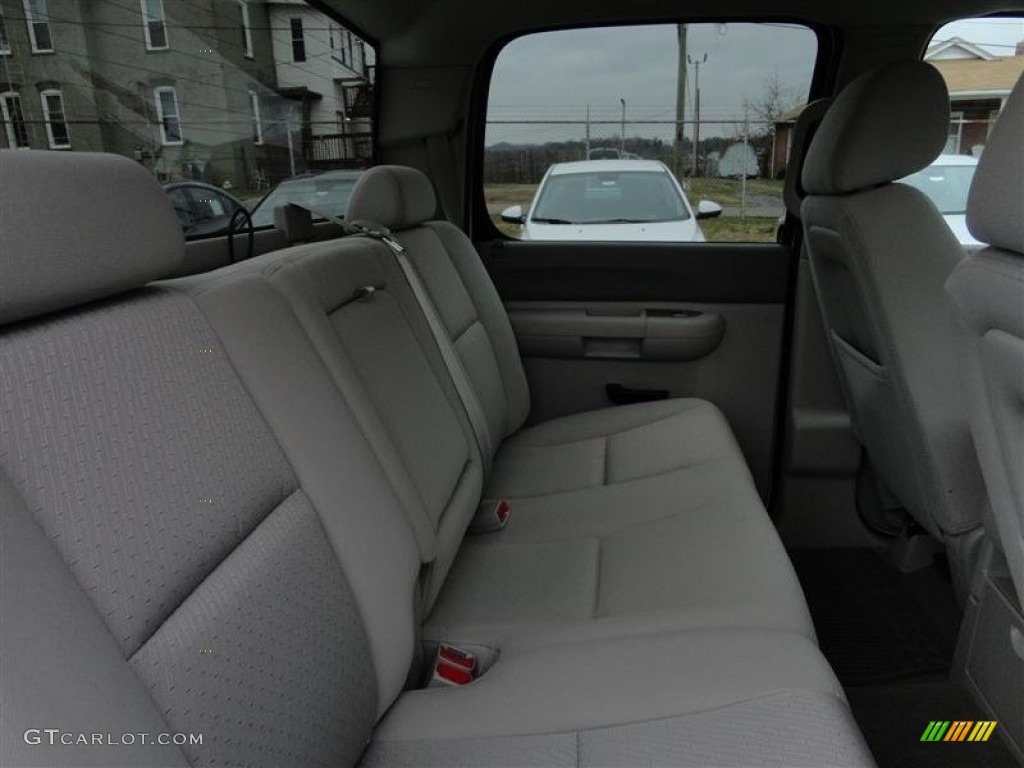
[509,304,725,362]
[477,240,793,500]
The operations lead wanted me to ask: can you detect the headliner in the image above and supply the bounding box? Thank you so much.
[323,0,1023,61]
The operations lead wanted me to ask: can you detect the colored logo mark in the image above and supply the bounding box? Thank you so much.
[920,721,997,742]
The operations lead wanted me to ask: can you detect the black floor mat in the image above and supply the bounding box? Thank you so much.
[791,548,1021,767]
[847,677,1020,768]
[790,548,953,686]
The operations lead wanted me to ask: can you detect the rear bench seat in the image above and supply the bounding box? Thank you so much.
[0,151,874,767]
[227,165,814,649]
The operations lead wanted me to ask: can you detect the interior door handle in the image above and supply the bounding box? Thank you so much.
[606,383,669,405]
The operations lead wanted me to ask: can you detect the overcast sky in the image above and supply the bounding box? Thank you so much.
[485,18,1024,146]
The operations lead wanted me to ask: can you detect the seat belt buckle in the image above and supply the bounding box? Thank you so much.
[429,644,478,687]
[469,499,510,534]
[438,643,477,672]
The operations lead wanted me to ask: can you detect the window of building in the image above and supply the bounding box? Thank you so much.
[39,89,69,148]
[237,1,253,58]
[154,86,183,145]
[945,110,964,154]
[1,91,29,147]
[341,30,350,67]
[0,14,11,55]
[485,23,817,243]
[249,90,263,144]
[290,18,305,62]
[23,0,53,53]
[141,0,168,50]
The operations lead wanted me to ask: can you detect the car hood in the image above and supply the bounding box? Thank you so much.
[522,218,705,242]
[943,214,983,248]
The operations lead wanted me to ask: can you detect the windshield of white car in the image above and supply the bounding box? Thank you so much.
[531,170,689,224]
[250,177,360,227]
[899,163,976,215]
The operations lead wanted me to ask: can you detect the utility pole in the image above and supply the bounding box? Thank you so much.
[688,52,707,177]
[741,107,749,218]
[585,104,591,158]
[619,98,626,154]
[674,24,687,178]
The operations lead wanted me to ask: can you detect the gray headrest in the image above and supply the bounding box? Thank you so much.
[345,165,438,231]
[0,151,184,325]
[802,61,949,195]
[967,72,1024,254]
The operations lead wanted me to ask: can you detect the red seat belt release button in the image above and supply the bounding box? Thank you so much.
[470,499,510,534]
[494,499,510,526]
[432,660,473,686]
[430,644,478,687]
[438,643,477,672]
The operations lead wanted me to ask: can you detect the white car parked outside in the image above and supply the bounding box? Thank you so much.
[501,159,722,242]
[898,154,981,247]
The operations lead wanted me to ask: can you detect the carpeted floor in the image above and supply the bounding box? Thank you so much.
[790,548,1020,768]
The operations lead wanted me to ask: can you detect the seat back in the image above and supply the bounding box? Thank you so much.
[800,61,984,539]
[946,73,1024,602]
[0,151,418,767]
[346,166,532,454]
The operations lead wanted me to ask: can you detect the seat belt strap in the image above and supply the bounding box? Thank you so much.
[273,203,494,468]
[426,133,461,226]
[347,219,495,470]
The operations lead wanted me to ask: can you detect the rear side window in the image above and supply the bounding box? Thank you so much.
[903,17,1024,247]
[484,23,817,243]
[0,1,376,240]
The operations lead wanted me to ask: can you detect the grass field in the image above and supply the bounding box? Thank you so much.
[485,180,782,243]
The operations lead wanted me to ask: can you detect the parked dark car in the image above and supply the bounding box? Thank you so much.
[249,170,364,228]
[162,181,247,239]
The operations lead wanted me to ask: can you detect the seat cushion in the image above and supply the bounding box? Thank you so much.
[363,630,874,767]
[487,398,742,500]
[425,454,815,647]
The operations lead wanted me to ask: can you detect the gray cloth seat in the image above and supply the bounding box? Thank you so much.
[946,72,1024,606]
[487,397,741,500]
[345,166,752,501]
[233,172,817,645]
[201,232,815,646]
[363,629,872,767]
[799,61,986,541]
[0,150,874,767]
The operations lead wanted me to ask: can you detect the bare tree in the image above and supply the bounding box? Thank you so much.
[743,73,801,131]
[742,74,802,176]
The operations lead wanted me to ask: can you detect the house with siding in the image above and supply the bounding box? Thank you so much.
[770,37,1024,177]
[0,0,373,186]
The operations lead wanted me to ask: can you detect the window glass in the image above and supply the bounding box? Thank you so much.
[485,23,817,242]
[238,1,253,59]
[900,163,975,215]
[40,89,68,148]
[911,17,1024,246]
[1,92,28,147]
[155,87,182,145]
[0,1,375,240]
[249,172,361,227]
[142,0,168,50]
[290,18,305,62]
[925,18,1024,158]
[165,187,196,228]
[0,13,11,55]
[249,90,263,145]
[24,0,52,52]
